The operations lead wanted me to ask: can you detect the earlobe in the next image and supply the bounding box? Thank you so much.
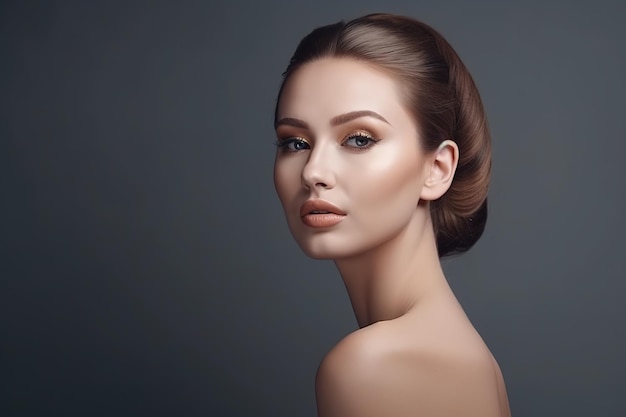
[420,140,459,201]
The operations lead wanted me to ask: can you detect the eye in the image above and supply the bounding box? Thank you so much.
[275,137,311,152]
[342,131,380,150]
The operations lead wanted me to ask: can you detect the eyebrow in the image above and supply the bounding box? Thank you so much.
[331,110,390,126]
[275,110,391,129]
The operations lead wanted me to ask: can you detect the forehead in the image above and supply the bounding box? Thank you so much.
[277,57,410,125]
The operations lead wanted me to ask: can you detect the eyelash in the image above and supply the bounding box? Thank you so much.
[274,137,310,152]
[343,131,380,150]
[274,131,380,153]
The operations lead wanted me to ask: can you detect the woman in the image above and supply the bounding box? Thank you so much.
[273,13,511,417]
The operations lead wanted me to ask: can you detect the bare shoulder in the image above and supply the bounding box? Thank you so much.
[315,320,508,417]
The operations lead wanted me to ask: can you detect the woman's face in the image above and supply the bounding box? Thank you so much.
[274,57,431,259]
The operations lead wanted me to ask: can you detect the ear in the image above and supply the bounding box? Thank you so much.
[420,140,459,201]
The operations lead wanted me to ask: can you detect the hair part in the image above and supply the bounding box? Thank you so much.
[275,13,491,257]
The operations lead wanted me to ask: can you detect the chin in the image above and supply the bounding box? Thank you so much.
[292,233,367,260]
[300,249,333,260]
[291,234,334,259]
[298,244,346,260]
[285,216,386,260]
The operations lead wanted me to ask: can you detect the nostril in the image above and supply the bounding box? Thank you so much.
[301,157,336,189]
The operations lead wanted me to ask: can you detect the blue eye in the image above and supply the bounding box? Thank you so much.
[275,137,310,152]
[343,132,379,150]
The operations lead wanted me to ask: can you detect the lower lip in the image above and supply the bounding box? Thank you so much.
[301,213,346,228]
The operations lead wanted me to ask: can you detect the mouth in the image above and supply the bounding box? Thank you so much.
[299,200,346,228]
[299,199,346,217]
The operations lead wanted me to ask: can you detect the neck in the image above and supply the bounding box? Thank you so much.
[334,214,451,328]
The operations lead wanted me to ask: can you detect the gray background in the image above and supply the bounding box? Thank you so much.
[1,0,625,416]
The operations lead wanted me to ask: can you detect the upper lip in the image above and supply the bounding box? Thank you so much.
[300,199,346,217]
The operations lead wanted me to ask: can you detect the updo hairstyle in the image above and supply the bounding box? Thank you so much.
[275,13,491,257]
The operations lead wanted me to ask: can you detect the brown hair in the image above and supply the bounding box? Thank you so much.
[274,13,491,257]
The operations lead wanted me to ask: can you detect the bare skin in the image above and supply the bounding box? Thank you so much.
[274,57,510,417]
[318,222,511,417]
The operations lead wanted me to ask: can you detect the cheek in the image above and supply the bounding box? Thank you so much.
[347,146,423,209]
[273,157,302,205]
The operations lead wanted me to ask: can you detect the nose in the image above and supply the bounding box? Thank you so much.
[301,144,336,191]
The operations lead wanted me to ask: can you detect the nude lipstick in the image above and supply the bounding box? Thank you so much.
[300,199,346,228]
